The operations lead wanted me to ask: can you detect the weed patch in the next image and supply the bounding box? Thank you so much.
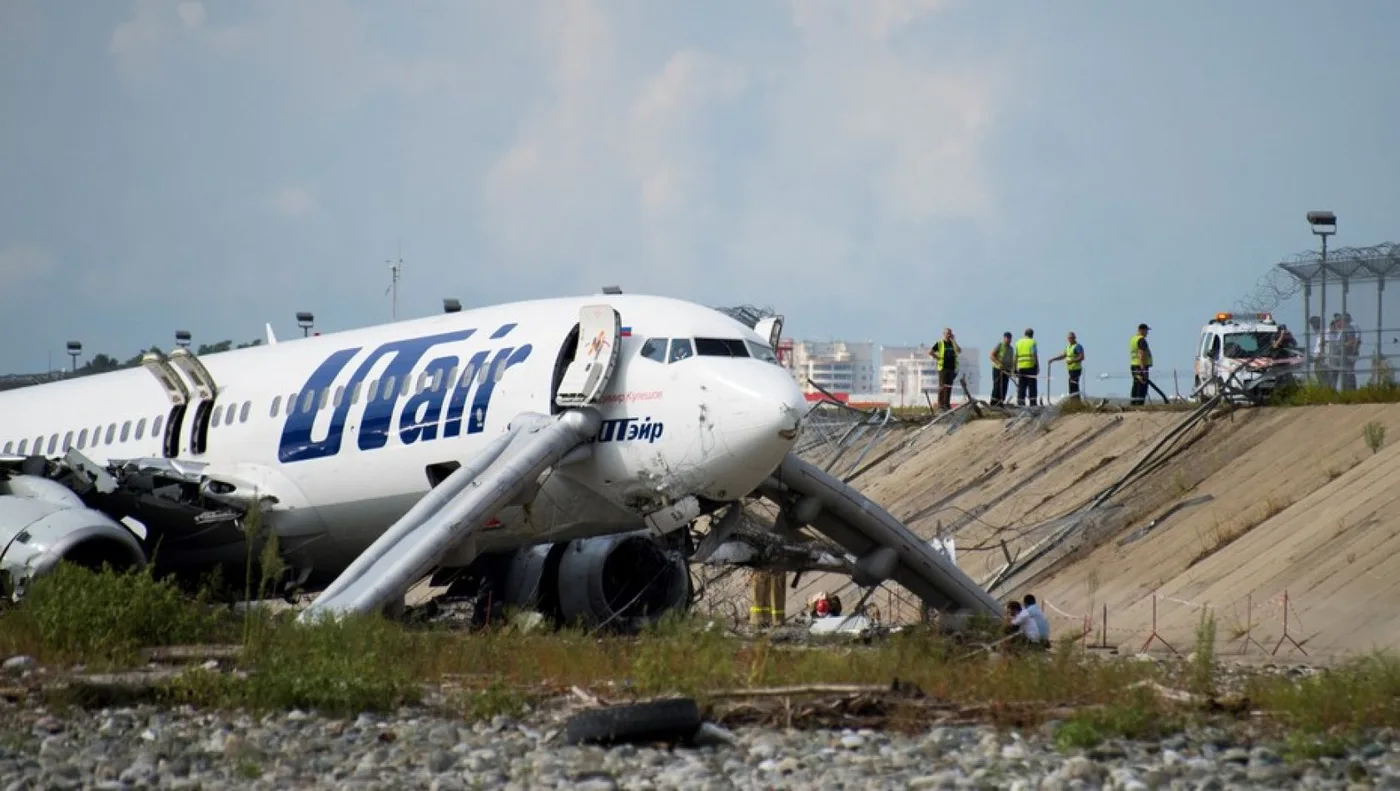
[1271,380,1400,406]
[0,564,236,667]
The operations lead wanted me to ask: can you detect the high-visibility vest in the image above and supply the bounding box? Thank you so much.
[1015,337,1036,370]
[1130,335,1153,367]
[1065,343,1083,372]
[932,340,957,371]
[995,342,1015,371]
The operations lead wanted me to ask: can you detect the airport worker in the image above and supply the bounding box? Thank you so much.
[1048,332,1085,400]
[1015,328,1039,406]
[768,571,786,624]
[929,327,961,410]
[750,569,772,627]
[988,331,1015,406]
[1130,323,1152,406]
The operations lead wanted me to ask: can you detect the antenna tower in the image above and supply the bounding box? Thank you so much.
[385,247,404,320]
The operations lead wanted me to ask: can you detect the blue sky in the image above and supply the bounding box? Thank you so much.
[3,0,1399,396]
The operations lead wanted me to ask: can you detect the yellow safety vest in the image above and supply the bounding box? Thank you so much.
[1015,337,1036,370]
[1130,335,1152,367]
[1065,343,1083,372]
[995,342,1015,371]
[932,340,956,371]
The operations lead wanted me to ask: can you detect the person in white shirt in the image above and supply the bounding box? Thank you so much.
[1006,600,1041,645]
[1021,594,1051,646]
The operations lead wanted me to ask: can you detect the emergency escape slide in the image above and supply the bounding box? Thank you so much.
[761,454,1002,618]
[301,304,627,620]
[300,408,601,619]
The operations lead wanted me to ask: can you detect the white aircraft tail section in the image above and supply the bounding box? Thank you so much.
[300,408,603,619]
[264,323,278,345]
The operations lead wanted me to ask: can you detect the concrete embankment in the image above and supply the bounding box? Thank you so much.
[717,403,1400,658]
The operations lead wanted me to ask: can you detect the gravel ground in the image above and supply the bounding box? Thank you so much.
[5,694,1400,791]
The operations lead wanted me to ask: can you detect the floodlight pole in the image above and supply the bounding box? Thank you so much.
[1307,211,1337,383]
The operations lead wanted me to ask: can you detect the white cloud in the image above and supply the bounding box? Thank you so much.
[176,1,205,29]
[268,186,319,218]
[0,243,57,294]
[478,0,1003,301]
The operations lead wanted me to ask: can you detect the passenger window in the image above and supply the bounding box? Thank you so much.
[47,434,58,454]
[416,373,428,394]
[438,368,453,392]
[334,386,344,407]
[640,338,668,363]
[63,431,73,451]
[136,418,146,440]
[271,395,282,417]
[240,401,251,423]
[351,381,362,404]
[301,390,315,414]
[494,360,507,382]
[381,377,395,399]
[212,405,223,428]
[401,376,411,396]
[668,339,693,363]
[78,429,88,449]
[17,439,27,454]
[34,436,43,452]
[2,441,11,454]
[152,414,164,438]
[459,363,476,387]
[319,389,329,409]
[105,424,115,444]
[121,421,132,442]
[287,393,297,411]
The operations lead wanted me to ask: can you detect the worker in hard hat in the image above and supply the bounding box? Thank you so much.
[1048,331,1085,400]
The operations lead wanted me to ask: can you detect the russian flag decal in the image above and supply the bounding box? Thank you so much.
[620,326,632,337]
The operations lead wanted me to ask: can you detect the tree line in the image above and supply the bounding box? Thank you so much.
[70,339,265,378]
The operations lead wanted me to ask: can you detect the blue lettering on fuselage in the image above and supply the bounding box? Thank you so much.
[589,417,664,444]
[277,324,534,463]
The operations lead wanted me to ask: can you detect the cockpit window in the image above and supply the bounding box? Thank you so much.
[640,337,668,363]
[694,338,750,357]
[746,340,779,364]
[668,338,694,363]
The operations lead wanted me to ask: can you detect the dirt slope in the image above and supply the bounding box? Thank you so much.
[705,403,1400,657]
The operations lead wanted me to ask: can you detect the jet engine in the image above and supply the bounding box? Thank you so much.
[444,530,692,629]
[0,472,146,599]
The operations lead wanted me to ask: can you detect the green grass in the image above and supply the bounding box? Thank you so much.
[10,564,1400,749]
[1270,379,1400,406]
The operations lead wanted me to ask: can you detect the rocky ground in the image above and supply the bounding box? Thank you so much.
[4,692,1400,791]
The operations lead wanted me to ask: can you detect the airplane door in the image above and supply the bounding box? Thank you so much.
[169,348,220,455]
[555,305,621,408]
[754,315,785,349]
[140,352,190,458]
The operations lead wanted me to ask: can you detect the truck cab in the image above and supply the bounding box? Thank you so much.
[1193,312,1304,402]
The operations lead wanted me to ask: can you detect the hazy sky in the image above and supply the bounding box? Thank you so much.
[3,0,1399,395]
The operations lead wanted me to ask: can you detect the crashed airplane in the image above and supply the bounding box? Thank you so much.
[0,293,999,626]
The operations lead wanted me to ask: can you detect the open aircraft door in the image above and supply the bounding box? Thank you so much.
[754,315,784,349]
[168,347,221,455]
[140,352,190,458]
[555,305,622,408]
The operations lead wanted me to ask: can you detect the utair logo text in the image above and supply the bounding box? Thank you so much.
[277,323,532,463]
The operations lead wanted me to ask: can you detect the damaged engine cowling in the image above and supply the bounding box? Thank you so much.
[0,473,146,599]
[443,530,692,629]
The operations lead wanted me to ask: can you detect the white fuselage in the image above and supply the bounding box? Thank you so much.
[0,294,805,578]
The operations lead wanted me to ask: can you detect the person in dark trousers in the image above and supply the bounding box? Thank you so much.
[929,327,960,410]
[1015,328,1039,406]
[1130,323,1152,406]
[988,331,1015,406]
[1048,331,1085,400]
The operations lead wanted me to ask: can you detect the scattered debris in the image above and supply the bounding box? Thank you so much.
[564,697,704,746]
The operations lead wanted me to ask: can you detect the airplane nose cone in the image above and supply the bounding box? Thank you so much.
[697,364,806,500]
